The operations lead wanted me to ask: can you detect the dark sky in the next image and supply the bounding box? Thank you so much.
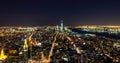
[0,0,120,26]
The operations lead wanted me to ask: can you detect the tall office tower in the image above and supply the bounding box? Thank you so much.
[23,39,28,51]
[23,39,28,63]
[56,25,59,31]
[0,49,7,61]
[60,20,63,32]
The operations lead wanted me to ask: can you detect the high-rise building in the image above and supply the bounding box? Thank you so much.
[56,25,59,31]
[0,49,7,61]
[60,20,63,32]
[23,39,28,51]
[23,39,28,63]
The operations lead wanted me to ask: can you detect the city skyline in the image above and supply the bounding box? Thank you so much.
[0,0,120,26]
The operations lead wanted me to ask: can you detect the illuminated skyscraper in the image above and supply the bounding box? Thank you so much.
[0,49,7,61]
[56,25,59,31]
[23,39,28,63]
[60,20,63,32]
[23,39,28,51]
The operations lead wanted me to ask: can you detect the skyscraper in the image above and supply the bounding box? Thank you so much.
[60,20,63,32]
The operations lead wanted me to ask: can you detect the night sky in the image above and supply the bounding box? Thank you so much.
[0,0,120,26]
